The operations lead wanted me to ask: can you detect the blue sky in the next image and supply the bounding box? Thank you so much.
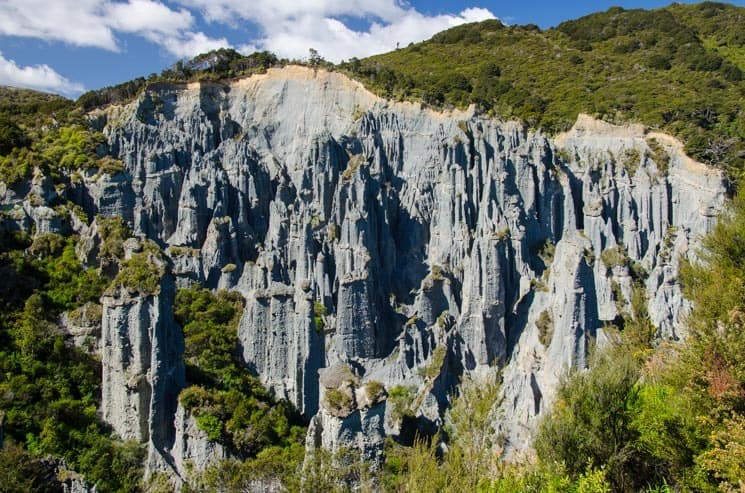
[0,0,742,97]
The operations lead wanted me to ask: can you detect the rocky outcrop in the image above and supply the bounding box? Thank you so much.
[306,364,387,464]
[60,302,103,354]
[81,66,726,465]
[100,243,185,476]
[171,403,227,480]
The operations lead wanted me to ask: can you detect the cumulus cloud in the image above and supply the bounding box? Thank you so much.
[0,51,84,95]
[0,0,119,50]
[0,0,497,94]
[157,32,231,59]
[179,0,497,61]
[181,0,405,25]
[253,8,496,61]
[0,0,228,58]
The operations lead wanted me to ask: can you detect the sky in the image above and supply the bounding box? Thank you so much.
[0,0,743,97]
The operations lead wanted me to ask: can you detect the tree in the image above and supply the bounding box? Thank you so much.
[309,48,324,67]
[534,349,663,491]
[0,114,26,155]
[12,294,53,359]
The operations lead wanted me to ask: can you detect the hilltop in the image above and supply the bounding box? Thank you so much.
[9,3,742,181]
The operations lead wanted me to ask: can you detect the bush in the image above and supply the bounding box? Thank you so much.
[313,301,328,333]
[97,216,131,262]
[600,245,628,269]
[534,349,663,490]
[175,286,304,456]
[324,388,353,413]
[0,228,144,491]
[0,445,59,493]
[0,114,27,156]
[418,345,446,380]
[536,310,554,347]
[108,249,165,296]
[365,380,385,402]
[388,385,416,423]
[647,54,672,70]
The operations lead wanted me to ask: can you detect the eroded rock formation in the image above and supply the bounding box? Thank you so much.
[2,66,726,474]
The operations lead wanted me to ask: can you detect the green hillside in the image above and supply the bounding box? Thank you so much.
[340,2,745,182]
[63,3,745,182]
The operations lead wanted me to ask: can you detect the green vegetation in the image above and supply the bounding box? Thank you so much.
[536,310,554,347]
[0,85,117,186]
[621,148,641,175]
[365,380,385,402]
[339,3,745,182]
[531,193,745,492]
[97,216,131,263]
[378,376,615,492]
[324,388,354,414]
[418,345,446,380]
[646,137,671,174]
[388,385,417,423]
[0,121,105,185]
[107,244,165,296]
[2,4,745,491]
[535,349,654,490]
[313,301,328,334]
[600,244,629,269]
[175,286,305,456]
[77,49,282,110]
[0,226,144,492]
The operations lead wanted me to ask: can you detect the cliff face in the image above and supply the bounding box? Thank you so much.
[100,243,186,475]
[79,66,725,460]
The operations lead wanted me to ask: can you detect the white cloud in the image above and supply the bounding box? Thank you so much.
[178,0,497,62]
[158,32,231,59]
[105,0,193,36]
[0,0,228,58]
[181,0,404,25]
[0,0,497,90]
[0,0,118,50]
[0,51,84,95]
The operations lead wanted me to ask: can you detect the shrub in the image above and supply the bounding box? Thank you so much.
[313,301,327,333]
[388,385,416,423]
[418,345,446,380]
[196,413,224,442]
[365,380,386,403]
[174,286,303,456]
[621,148,641,175]
[108,249,164,296]
[0,114,27,156]
[600,245,628,269]
[97,216,131,262]
[324,388,353,413]
[647,54,672,70]
[536,310,554,347]
[534,349,661,489]
[646,138,671,174]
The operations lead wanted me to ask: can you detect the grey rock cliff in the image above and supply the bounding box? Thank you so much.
[171,402,228,481]
[82,66,726,466]
[100,244,186,475]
